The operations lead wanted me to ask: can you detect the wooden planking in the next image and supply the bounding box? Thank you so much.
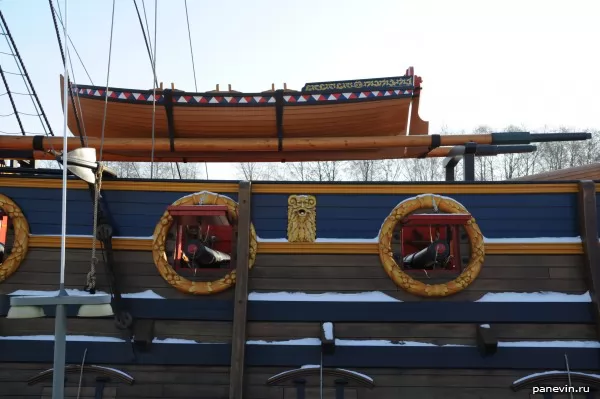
[247,253,586,301]
[66,95,170,140]
[578,180,600,339]
[251,192,580,239]
[283,99,410,137]
[0,318,232,342]
[0,182,584,238]
[0,318,594,347]
[229,181,252,399]
[0,249,587,302]
[0,248,234,299]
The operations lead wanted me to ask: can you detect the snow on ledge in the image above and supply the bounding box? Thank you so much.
[246,338,600,349]
[247,338,321,346]
[248,291,401,302]
[476,291,591,303]
[335,339,470,347]
[269,365,320,380]
[151,338,226,345]
[337,368,374,382]
[499,340,600,348]
[89,365,133,380]
[9,289,164,299]
[513,370,600,385]
[246,338,471,347]
[323,322,333,340]
[0,335,126,342]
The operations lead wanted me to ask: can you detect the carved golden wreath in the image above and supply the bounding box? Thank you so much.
[0,194,29,283]
[378,194,485,297]
[152,191,257,295]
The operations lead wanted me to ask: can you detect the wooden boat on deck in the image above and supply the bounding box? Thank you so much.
[55,68,432,162]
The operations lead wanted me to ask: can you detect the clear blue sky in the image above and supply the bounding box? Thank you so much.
[1,0,599,179]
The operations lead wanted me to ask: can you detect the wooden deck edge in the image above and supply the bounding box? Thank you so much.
[1,177,594,194]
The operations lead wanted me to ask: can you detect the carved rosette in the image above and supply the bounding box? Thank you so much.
[152,191,257,295]
[378,194,485,297]
[0,194,30,283]
[287,195,317,243]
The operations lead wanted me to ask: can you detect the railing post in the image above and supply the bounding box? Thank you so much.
[229,181,252,399]
[577,181,600,340]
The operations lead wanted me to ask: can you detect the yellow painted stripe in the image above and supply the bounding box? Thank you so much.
[0,177,587,194]
[27,235,584,255]
[251,183,581,194]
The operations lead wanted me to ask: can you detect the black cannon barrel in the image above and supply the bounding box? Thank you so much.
[475,144,537,156]
[491,132,592,145]
[185,240,231,267]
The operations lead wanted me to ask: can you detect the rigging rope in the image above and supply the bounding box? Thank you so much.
[48,0,86,146]
[0,18,51,137]
[86,0,116,294]
[183,0,209,180]
[51,0,94,85]
[150,0,158,179]
[99,0,116,163]
[133,0,158,88]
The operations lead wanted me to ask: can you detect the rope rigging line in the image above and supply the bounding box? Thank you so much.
[0,130,46,135]
[150,0,158,179]
[48,0,86,146]
[132,0,158,88]
[183,0,208,180]
[99,0,116,164]
[141,0,154,60]
[0,18,51,138]
[0,50,14,56]
[85,0,116,295]
[0,70,22,76]
[0,64,25,135]
[0,110,43,118]
[54,0,90,143]
[0,91,30,96]
[133,0,181,180]
[50,0,94,85]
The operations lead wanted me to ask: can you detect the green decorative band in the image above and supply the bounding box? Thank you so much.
[302,76,414,93]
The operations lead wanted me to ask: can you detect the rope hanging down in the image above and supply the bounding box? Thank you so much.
[183,0,209,180]
[85,165,105,294]
[85,0,116,294]
[150,0,158,178]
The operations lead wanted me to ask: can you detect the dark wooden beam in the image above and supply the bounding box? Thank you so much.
[0,296,595,323]
[229,181,252,399]
[578,180,600,339]
[0,340,599,369]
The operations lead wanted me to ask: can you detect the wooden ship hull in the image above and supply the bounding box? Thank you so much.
[1,175,600,398]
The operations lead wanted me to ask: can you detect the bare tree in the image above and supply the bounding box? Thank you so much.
[345,160,380,181]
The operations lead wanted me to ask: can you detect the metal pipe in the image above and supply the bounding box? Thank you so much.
[52,1,69,396]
